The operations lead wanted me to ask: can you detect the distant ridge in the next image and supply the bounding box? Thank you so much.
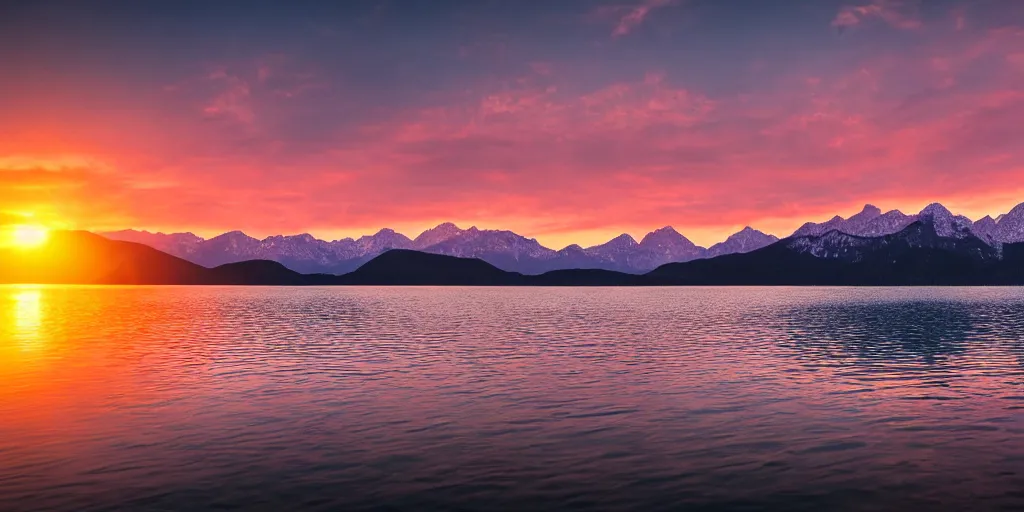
[0,231,333,285]
[649,218,1020,286]
[101,201,1024,276]
[7,219,1024,285]
[338,250,518,286]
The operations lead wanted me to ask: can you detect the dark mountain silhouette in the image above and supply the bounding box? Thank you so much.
[337,251,651,286]
[337,249,520,285]
[648,219,1012,285]
[0,231,331,285]
[993,242,1024,283]
[526,268,650,286]
[1,231,208,284]
[207,260,329,286]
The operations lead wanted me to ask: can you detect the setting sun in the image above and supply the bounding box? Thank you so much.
[9,225,49,249]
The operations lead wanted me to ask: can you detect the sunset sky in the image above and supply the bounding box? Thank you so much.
[2,0,1024,248]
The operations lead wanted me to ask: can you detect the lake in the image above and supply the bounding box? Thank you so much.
[2,286,1024,511]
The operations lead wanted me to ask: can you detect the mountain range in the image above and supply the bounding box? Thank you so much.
[101,202,1024,275]
[0,231,319,285]
[101,223,770,274]
[6,208,1024,285]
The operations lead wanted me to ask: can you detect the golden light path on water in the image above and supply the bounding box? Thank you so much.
[13,289,42,342]
[5,286,43,351]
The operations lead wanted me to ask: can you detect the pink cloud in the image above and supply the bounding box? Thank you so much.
[4,11,1024,247]
[592,0,678,38]
[832,0,922,31]
[202,69,255,124]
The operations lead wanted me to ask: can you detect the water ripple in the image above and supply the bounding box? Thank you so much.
[1,286,1024,511]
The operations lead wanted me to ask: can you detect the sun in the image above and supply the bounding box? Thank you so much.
[9,225,49,249]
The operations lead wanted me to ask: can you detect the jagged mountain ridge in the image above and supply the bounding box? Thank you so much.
[995,203,1024,243]
[101,201,1024,275]
[24,221,1024,286]
[101,223,725,274]
[649,217,1017,286]
[707,227,779,258]
[792,202,1024,243]
[785,218,999,264]
[792,204,918,238]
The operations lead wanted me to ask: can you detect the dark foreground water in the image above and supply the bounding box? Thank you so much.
[2,286,1024,511]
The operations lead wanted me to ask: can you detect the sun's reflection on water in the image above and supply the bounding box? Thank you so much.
[8,287,43,349]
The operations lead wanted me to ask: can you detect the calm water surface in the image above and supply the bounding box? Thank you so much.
[2,286,1024,511]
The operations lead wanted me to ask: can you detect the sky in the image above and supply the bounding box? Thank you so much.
[1,0,1024,248]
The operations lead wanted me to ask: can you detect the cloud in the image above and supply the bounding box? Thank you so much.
[202,69,255,124]
[4,4,1024,246]
[592,0,677,38]
[832,0,921,31]
[0,211,32,228]
[313,23,1024,243]
[0,157,133,230]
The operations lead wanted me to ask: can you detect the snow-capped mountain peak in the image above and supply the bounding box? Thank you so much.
[786,230,870,260]
[209,230,260,246]
[856,204,883,217]
[356,229,413,253]
[584,234,640,268]
[792,204,918,239]
[635,226,706,270]
[707,227,779,257]
[101,230,205,256]
[592,233,638,249]
[639,226,691,247]
[413,222,466,249]
[917,203,974,239]
[973,216,999,245]
[792,214,845,237]
[919,202,953,217]
[859,210,915,237]
[420,226,555,261]
[995,202,1024,243]
[844,204,883,232]
[281,233,317,243]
